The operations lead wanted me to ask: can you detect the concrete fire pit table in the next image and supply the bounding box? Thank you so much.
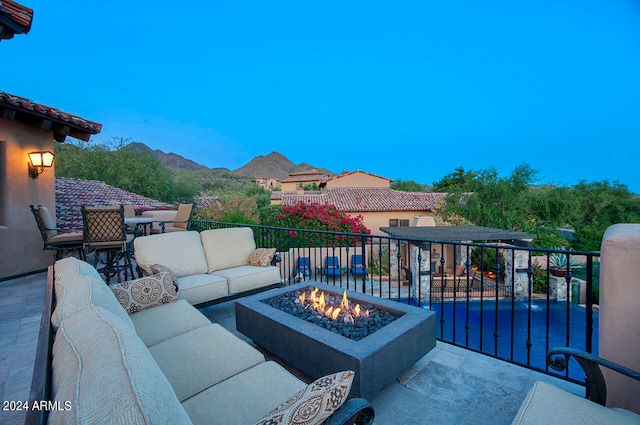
[235,282,436,399]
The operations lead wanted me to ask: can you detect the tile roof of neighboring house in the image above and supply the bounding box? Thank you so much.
[281,169,329,183]
[0,0,33,39]
[195,196,221,210]
[55,178,174,232]
[280,188,446,212]
[0,90,102,141]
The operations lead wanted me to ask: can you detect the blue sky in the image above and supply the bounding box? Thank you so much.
[3,1,640,192]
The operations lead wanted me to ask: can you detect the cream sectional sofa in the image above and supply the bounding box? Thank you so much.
[27,257,374,425]
[134,227,282,307]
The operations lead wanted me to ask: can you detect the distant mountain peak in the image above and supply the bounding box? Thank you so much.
[232,151,334,180]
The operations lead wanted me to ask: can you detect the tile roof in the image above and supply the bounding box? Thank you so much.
[55,178,174,232]
[281,169,329,183]
[0,90,102,142]
[0,0,33,39]
[195,196,221,210]
[280,188,446,212]
[322,170,393,185]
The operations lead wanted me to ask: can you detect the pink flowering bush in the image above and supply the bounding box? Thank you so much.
[265,202,370,247]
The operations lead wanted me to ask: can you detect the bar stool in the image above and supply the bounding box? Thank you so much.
[81,204,134,284]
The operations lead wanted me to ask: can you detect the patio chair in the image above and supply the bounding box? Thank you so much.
[151,203,194,233]
[30,204,84,260]
[324,256,342,280]
[81,204,134,284]
[351,254,368,277]
[295,257,311,281]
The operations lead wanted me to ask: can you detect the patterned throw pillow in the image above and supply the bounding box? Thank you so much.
[150,264,179,291]
[254,370,354,425]
[111,272,178,315]
[247,248,277,267]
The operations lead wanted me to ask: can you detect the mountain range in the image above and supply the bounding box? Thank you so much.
[129,142,334,179]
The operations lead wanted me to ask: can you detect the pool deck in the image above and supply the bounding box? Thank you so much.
[1,272,583,425]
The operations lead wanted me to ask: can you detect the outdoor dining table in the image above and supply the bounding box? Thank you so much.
[124,217,154,237]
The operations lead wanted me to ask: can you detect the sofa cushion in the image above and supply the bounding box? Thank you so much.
[52,258,134,331]
[131,299,212,347]
[248,248,276,267]
[111,272,178,314]
[176,274,228,305]
[512,381,640,425]
[50,306,191,425]
[255,370,354,425]
[181,361,307,425]
[201,227,256,272]
[134,231,208,277]
[149,324,265,402]
[212,265,281,294]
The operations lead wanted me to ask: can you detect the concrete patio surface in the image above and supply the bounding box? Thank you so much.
[1,272,584,425]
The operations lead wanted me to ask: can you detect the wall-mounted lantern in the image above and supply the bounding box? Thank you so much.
[28,151,55,178]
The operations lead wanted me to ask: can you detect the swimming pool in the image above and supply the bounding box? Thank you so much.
[416,299,599,381]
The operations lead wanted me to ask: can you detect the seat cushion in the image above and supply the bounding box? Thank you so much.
[512,381,640,425]
[149,324,265,402]
[50,306,191,425]
[176,274,228,305]
[130,299,212,347]
[52,258,134,330]
[212,265,281,294]
[181,361,307,425]
[134,231,208,277]
[201,228,256,272]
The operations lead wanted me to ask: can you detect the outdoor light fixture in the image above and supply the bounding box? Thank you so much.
[28,151,55,178]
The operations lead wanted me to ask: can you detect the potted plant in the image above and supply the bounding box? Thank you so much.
[549,248,585,277]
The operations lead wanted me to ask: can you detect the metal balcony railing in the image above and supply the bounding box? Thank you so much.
[192,219,600,386]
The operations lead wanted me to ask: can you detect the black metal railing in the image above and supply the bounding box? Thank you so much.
[192,219,600,386]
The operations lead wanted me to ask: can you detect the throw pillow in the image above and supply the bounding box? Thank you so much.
[247,248,276,267]
[111,272,178,315]
[150,263,179,291]
[254,370,354,425]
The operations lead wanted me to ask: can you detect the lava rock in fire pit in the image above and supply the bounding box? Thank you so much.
[261,287,402,341]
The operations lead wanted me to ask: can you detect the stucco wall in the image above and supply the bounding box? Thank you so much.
[355,211,429,235]
[325,172,390,188]
[599,224,640,413]
[0,118,56,279]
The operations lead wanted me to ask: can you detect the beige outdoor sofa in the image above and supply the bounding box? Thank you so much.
[513,348,640,424]
[133,227,282,308]
[26,257,374,425]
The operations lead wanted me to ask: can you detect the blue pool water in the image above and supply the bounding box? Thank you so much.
[409,299,599,381]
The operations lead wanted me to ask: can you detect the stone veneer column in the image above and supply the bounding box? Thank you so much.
[599,223,640,413]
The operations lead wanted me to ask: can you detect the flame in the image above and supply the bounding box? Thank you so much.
[301,287,366,323]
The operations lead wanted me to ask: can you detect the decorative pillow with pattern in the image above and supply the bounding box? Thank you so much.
[111,272,178,315]
[254,370,354,425]
[150,263,179,291]
[247,248,276,267]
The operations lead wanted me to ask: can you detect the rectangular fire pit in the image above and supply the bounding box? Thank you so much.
[235,282,436,399]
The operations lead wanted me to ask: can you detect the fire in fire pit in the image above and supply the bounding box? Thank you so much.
[261,286,402,341]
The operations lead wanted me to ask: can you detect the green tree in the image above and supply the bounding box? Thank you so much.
[197,194,258,223]
[54,138,199,204]
[391,179,426,192]
[432,167,478,192]
[570,180,640,250]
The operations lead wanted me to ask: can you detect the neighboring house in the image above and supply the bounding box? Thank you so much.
[280,169,328,191]
[195,196,222,210]
[254,177,281,190]
[1,90,102,279]
[0,0,33,41]
[277,187,445,235]
[272,169,445,235]
[55,178,174,232]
